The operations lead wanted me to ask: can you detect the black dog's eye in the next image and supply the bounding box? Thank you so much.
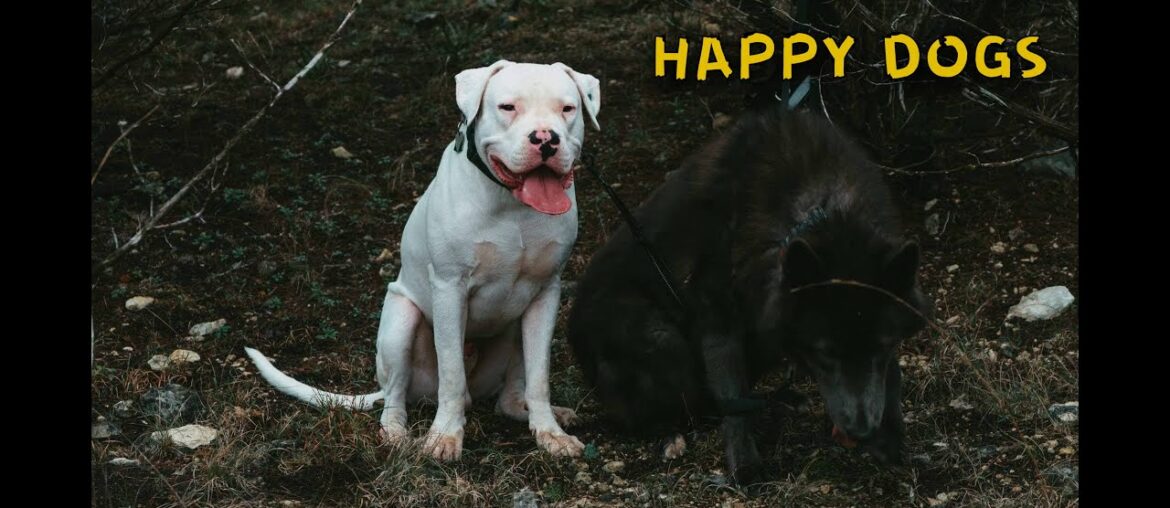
[563,105,576,113]
[499,104,515,111]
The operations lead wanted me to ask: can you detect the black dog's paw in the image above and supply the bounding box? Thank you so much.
[862,431,905,467]
[725,436,765,486]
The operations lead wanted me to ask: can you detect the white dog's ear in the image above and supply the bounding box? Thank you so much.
[454,59,514,124]
[553,62,601,131]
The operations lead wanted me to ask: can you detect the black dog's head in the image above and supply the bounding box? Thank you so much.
[777,236,930,445]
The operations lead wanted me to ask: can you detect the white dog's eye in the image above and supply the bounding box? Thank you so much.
[499,104,515,112]
[562,105,576,113]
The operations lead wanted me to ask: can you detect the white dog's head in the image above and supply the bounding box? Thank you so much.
[455,60,601,215]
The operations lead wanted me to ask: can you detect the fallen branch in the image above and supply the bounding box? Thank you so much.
[98,0,364,268]
[883,145,1072,176]
[962,81,1078,143]
[91,104,160,186]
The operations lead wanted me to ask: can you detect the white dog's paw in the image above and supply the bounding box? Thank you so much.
[552,406,579,428]
[662,433,687,460]
[378,424,410,446]
[534,430,584,457]
[421,430,464,461]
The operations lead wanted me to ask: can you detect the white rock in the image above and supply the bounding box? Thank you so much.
[169,349,201,364]
[225,66,244,80]
[189,319,227,337]
[990,242,1007,254]
[1006,286,1074,322]
[603,460,625,473]
[125,296,155,311]
[946,264,959,273]
[712,113,732,131]
[148,354,171,371]
[150,424,218,449]
[1024,243,1040,253]
[337,59,351,68]
[949,397,974,410]
[108,457,139,466]
[924,199,938,211]
[332,146,354,159]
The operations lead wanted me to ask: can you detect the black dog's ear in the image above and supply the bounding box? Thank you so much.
[882,241,920,292]
[783,239,825,289]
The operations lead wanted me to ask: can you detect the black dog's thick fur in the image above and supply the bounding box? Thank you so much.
[567,109,930,483]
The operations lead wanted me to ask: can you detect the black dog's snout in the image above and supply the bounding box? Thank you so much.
[529,129,561,161]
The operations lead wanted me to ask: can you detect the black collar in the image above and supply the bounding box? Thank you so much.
[454,117,509,189]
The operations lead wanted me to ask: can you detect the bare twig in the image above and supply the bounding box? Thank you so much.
[962,82,1078,143]
[93,0,208,90]
[98,0,365,268]
[882,145,1071,176]
[91,104,160,185]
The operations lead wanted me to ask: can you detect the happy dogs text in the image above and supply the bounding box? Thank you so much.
[655,34,1047,80]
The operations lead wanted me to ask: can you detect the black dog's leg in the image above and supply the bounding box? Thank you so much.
[864,360,906,465]
[698,325,761,484]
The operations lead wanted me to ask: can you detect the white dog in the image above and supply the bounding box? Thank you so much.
[246,60,599,460]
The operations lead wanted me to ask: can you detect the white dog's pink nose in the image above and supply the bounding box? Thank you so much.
[528,129,560,161]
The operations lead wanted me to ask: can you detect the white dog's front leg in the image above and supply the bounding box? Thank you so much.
[521,279,584,457]
[423,266,470,461]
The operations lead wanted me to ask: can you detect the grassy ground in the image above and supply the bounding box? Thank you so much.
[91,1,1078,506]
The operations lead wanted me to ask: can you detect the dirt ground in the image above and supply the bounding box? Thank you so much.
[91,1,1078,506]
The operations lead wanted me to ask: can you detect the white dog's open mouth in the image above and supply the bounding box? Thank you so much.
[490,156,574,215]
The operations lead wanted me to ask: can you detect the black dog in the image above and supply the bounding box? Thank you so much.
[567,108,930,483]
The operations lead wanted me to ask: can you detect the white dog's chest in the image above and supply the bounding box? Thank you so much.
[464,227,573,336]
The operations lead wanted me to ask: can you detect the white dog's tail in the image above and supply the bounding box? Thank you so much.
[244,347,384,411]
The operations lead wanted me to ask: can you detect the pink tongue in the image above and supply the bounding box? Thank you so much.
[512,167,571,215]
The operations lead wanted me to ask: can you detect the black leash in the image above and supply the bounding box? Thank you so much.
[579,152,687,311]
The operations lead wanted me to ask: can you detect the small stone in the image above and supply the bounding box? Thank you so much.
[92,420,121,439]
[1008,227,1025,241]
[946,264,959,273]
[603,460,625,473]
[189,319,227,337]
[337,59,351,68]
[575,471,592,483]
[374,248,394,263]
[925,213,941,235]
[108,457,139,466]
[113,400,134,419]
[924,199,938,211]
[712,113,732,131]
[819,484,831,494]
[141,384,203,424]
[225,66,244,80]
[511,487,539,508]
[990,242,1007,254]
[1007,287,1075,322]
[948,397,974,410]
[148,355,171,371]
[150,424,218,450]
[1024,243,1040,253]
[1047,401,1078,423]
[1044,463,1078,490]
[125,296,155,311]
[945,315,961,326]
[976,445,997,460]
[169,349,201,364]
[331,146,354,159]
